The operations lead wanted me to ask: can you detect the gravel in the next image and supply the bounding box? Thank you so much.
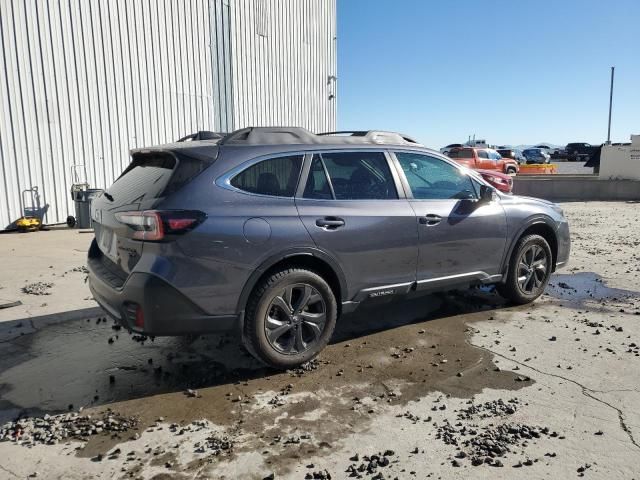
[21,281,53,295]
[0,410,139,446]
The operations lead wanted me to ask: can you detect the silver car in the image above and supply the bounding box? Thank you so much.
[88,127,570,368]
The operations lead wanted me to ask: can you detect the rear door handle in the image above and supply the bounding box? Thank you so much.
[420,214,442,226]
[316,217,345,229]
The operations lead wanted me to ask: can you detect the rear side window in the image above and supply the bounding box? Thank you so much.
[448,149,473,159]
[231,155,303,197]
[477,150,490,159]
[314,151,398,200]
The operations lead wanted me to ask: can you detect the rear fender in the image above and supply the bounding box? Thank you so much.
[235,247,348,315]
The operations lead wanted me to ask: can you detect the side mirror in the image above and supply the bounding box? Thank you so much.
[479,184,495,202]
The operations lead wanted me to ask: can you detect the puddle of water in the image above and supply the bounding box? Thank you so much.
[546,272,640,303]
[0,288,521,428]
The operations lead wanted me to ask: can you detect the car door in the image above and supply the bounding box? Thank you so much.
[491,150,506,172]
[477,149,494,170]
[390,151,508,290]
[295,151,418,301]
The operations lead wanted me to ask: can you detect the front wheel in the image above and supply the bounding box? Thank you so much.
[243,268,338,369]
[496,234,553,304]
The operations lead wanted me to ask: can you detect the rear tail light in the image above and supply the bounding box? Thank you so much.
[135,305,144,329]
[115,210,205,241]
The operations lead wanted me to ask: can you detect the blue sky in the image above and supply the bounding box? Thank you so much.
[337,0,640,148]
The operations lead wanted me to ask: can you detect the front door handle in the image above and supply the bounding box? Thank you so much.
[316,217,345,229]
[420,214,442,226]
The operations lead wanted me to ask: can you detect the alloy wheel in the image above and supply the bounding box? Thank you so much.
[517,244,548,294]
[264,283,327,355]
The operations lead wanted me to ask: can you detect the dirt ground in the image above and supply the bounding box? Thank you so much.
[0,201,639,479]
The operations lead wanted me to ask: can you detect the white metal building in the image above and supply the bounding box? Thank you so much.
[0,0,337,228]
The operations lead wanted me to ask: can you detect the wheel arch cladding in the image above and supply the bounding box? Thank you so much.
[236,253,345,316]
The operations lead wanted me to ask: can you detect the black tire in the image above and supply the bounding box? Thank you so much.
[66,215,76,228]
[496,234,553,305]
[242,268,338,369]
[506,167,517,175]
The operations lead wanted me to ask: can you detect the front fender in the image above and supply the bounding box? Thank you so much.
[500,215,559,275]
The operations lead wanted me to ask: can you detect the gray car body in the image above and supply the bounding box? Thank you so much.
[88,140,570,335]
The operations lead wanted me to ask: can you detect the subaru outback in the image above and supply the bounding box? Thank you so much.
[88,127,570,369]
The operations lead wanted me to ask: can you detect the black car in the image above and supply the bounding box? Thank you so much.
[565,143,597,162]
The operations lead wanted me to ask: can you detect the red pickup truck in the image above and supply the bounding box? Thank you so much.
[448,147,519,175]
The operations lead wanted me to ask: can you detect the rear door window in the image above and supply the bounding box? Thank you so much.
[231,155,303,197]
[448,149,473,159]
[314,151,398,200]
[477,150,490,159]
[395,152,476,200]
[303,155,333,199]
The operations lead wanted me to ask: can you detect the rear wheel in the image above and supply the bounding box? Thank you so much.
[497,234,552,304]
[243,268,337,369]
[506,166,517,175]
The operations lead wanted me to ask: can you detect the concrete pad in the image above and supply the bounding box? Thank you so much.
[1,202,639,479]
[0,227,97,325]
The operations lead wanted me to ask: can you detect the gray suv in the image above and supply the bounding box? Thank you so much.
[88,127,570,368]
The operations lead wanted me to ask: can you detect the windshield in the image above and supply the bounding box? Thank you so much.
[524,149,542,156]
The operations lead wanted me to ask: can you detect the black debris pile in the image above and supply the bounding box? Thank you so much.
[287,358,325,377]
[304,469,332,479]
[436,420,562,467]
[344,449,397,478]
[456,398,520,420]
[0,410,139,446]
[269,383,294,407]
[63,266,89,275]
[194,433,234,456]
[21,281,53,295]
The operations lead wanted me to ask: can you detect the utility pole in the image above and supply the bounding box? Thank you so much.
[607,66,615,144]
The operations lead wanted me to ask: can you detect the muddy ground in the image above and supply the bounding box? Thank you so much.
[0,201,639,479]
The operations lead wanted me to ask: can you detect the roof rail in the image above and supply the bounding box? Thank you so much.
[177,131,226,142]
[318,130,421,145]
[218,127,422,146]
[219,127,318,145]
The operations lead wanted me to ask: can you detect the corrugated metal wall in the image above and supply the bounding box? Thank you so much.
[230,0,337,132]
[0,0,336,228]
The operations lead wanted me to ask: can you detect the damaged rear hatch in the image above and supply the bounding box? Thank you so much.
[90,144,218,282]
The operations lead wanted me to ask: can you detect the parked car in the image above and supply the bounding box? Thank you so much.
[476,169,513,194]
[551,147,566,159]
[522,148,551,164]
[440,143,464,156]
[87,127,570,369]
[448,147,519,174]
[565,142,597,162]
[497,148,525,164]
[534,144,552,152]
